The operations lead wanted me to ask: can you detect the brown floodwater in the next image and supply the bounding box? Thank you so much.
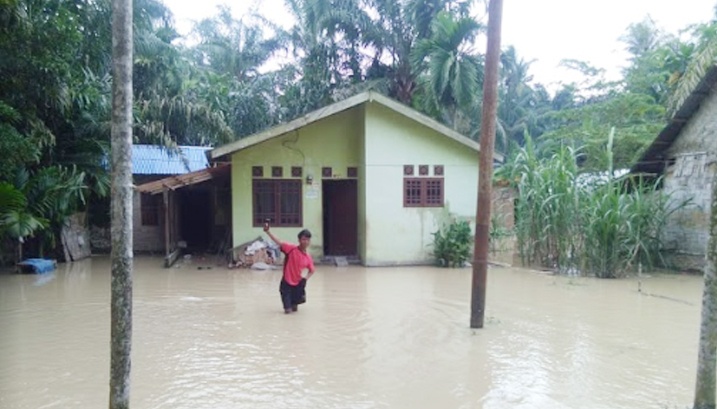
[0,256,704,409]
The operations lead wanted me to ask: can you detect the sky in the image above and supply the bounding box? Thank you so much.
[165,0,716,91]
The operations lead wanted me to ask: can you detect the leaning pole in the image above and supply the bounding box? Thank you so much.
[470,0,503,329]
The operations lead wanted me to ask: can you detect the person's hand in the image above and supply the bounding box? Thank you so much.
[263,223,270,233]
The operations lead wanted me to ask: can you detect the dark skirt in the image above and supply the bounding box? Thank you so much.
[279,278,307,309]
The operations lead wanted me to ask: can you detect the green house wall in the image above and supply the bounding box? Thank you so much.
[229,101,478,265]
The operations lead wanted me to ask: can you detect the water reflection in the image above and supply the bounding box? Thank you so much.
[0,256,703,409]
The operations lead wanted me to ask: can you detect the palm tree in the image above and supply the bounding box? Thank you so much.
[16,166,89,253]
[270,0,338,115]
[327,0,474,105]
[665,7,717,102]
[0,164,89,261]
[188,7,283,138]
[411,11,482,129]
[495,46,540,152]
[667,39,717,117]
[0,182,47,263]
[131,6,236,146]
[192,6,280,82]
[619,19,684,104]
[620,18,662,61]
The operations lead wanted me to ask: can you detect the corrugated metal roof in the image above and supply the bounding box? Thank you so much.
[132,145,211,175]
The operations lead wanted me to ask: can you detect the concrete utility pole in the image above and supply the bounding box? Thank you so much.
[109,0,134,407]
[471,0,503,329]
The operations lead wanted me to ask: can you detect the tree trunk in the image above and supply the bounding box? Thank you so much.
[695,176,717,409]
[109,0,133,408]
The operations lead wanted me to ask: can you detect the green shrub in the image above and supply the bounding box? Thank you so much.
[432,220,473,267]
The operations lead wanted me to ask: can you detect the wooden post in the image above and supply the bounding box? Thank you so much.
[163,190,170,258]
[471,0,503,329]
[170,192,175,250]
[17,239,23,272]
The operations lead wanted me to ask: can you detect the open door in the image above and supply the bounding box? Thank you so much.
[179,188,212,251]
[322,180,358,256]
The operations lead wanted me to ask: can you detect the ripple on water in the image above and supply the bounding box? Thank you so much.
[0,260,704,409]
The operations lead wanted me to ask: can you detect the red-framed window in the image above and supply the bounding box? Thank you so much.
[404,178,444,207]
[252,179,302,227]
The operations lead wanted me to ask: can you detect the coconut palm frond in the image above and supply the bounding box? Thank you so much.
[0,182,26,212]
[667,39,717,117]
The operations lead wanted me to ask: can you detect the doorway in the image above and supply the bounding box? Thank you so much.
[179,188,212,251]
[322,179,358,256]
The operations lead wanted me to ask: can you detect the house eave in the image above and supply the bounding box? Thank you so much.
[630,64,717,175]
[135,163,230,195]
[209,92,371,160]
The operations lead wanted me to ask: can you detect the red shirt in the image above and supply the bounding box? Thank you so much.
[281,243,315,286]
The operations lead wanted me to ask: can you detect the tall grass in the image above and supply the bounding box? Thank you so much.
[509,138,582,271]
[502,137,691,278]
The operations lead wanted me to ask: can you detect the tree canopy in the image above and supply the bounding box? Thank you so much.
[2,0,717,260]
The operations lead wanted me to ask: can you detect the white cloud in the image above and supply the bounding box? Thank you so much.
[501,0,715,88]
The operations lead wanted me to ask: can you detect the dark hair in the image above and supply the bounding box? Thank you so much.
[298,229,312,239]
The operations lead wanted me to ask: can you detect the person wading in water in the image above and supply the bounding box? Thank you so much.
[264,222,316,314]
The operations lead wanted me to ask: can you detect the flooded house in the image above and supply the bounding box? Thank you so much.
[127,145,231,264]
[208,91,503,266]
[631,65,717,270]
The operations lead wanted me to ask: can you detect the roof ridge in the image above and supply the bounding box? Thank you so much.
[209,90,503,162]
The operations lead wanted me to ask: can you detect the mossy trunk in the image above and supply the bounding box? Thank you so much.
[109,0,133,408]
[695,176,717,409]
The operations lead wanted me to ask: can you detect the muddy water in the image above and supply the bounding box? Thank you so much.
[0,256,703,409]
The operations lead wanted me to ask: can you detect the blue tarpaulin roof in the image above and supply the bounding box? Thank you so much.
[132,145,212,175]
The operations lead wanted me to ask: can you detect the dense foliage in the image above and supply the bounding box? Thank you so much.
[1,0,717,263]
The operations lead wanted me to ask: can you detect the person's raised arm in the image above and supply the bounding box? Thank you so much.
[263,221,283,246]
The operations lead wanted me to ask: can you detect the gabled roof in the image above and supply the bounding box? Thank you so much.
[133,145,212,175]
[135,164,230,195]
[631,65,717,175]
[209,91,503,162]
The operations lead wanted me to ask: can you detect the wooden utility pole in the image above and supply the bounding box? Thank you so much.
[109,0,134,407]
[470,0,503,329]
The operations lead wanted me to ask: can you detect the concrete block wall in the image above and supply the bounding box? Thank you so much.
[663,162,712,251]
[491,186,516,231]
[661,86,717,268]
[88,193,164,254]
